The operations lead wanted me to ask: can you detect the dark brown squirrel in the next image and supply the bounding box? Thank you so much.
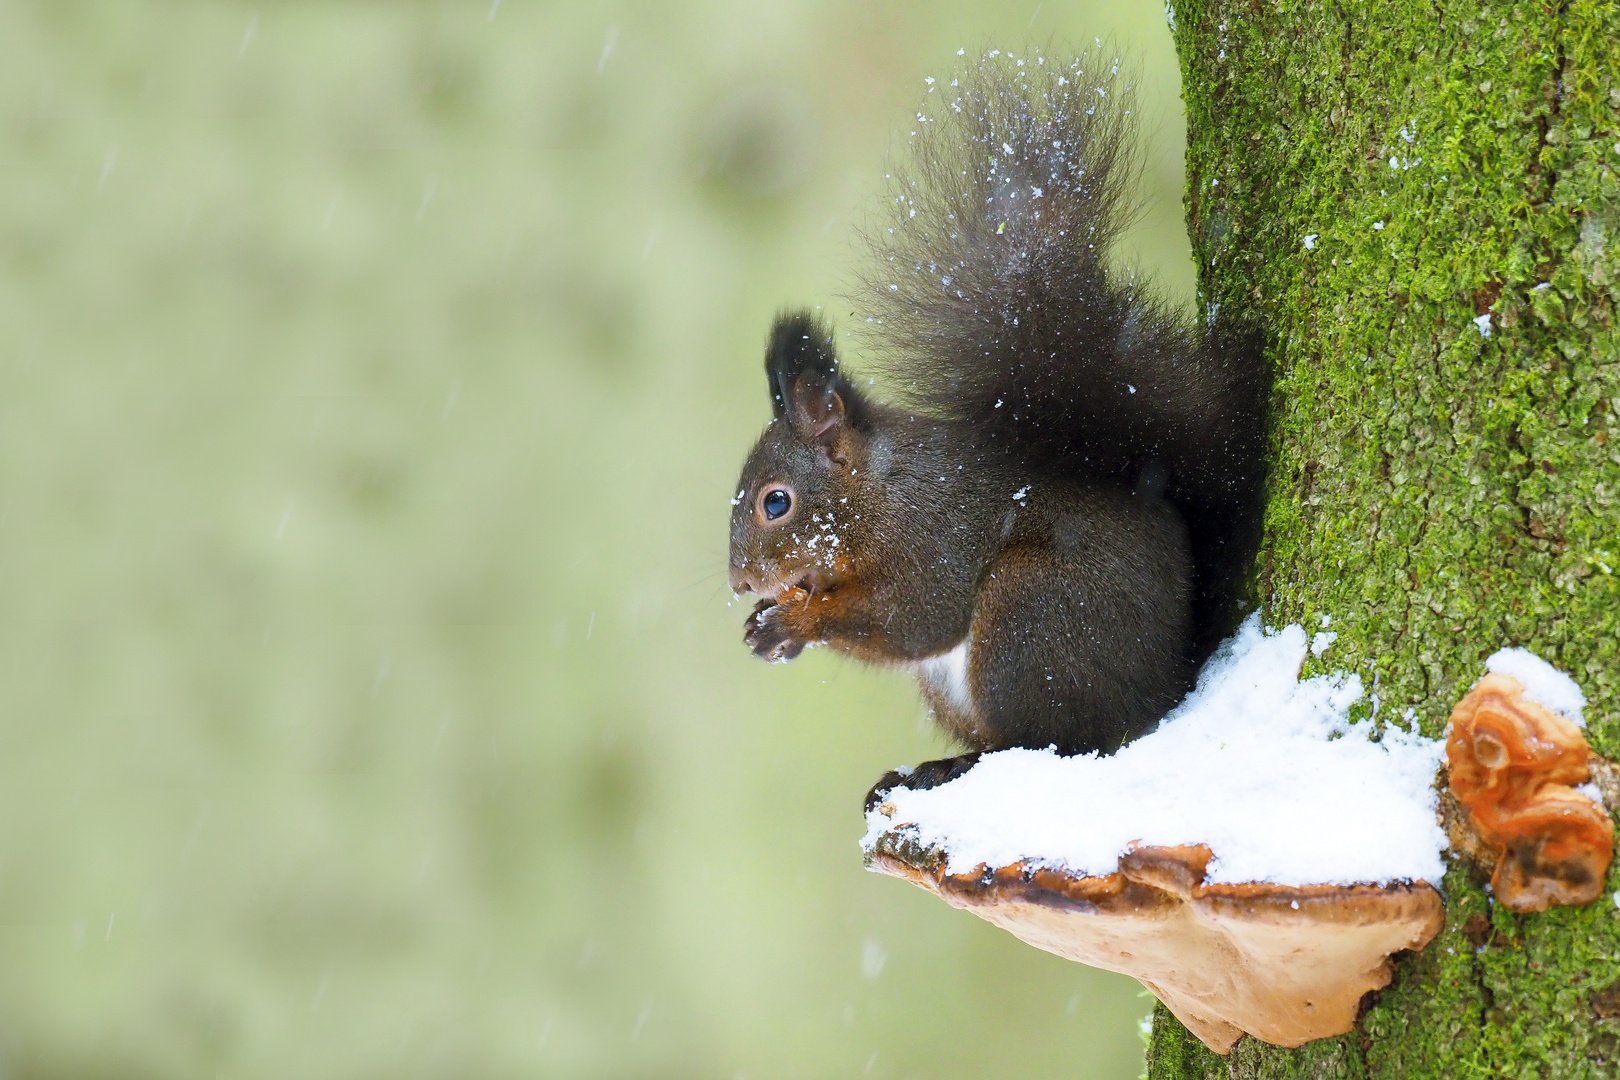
[725,50,1267,798]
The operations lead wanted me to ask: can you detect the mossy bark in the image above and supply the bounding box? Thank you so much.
[1149,1,1620,1076]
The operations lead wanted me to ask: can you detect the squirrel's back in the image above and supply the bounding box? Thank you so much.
[858,48,1267,660]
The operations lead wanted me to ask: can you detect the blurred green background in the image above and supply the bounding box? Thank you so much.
[0,1,1194,1076]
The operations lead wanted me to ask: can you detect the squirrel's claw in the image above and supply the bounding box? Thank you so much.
[744,601,808,663]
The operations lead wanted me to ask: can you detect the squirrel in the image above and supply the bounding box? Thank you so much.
[726,50,1267,793]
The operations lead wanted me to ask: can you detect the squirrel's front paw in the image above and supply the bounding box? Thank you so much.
[743,599,809,663]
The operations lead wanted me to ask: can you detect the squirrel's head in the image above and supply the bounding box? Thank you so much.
[728,311,872,600]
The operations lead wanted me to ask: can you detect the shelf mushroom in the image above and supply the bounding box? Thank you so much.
[866,830,1442,1054]
[859,619,1451,1054]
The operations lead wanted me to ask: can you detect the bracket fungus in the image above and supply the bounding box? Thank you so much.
[1444,669,1615,912]
[866,832,1442,1054]
[860,619,1449,1054]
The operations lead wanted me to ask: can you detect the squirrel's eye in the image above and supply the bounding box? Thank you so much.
[762,489,792,520]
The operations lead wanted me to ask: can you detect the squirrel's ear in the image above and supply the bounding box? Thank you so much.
[765,310,846,442]
[790,377,845,441]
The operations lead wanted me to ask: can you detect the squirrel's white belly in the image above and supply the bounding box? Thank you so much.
[914,639,972,715]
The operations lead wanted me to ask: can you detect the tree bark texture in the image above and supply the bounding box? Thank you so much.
[1150,2,1620,1077]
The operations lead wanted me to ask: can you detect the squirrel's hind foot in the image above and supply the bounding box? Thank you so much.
[864,752,983,813]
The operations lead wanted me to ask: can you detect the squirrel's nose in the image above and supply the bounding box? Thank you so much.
[728,564,756,595]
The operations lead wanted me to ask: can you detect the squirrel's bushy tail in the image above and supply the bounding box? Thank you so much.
[858,48,1268,660]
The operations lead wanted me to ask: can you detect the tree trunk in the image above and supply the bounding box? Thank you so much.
[1150,1,1620,1076]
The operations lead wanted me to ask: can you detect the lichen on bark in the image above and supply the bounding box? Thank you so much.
[1151,0,1620,1076]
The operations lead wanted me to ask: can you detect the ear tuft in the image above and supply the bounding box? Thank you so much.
[765,311,837,417]
[763,311,860,442]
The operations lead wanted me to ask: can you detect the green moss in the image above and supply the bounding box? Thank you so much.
[1158,0,1620,1074]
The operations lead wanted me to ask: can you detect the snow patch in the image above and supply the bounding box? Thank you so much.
[1485,647,1586,726]
[863,616,1448,886]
